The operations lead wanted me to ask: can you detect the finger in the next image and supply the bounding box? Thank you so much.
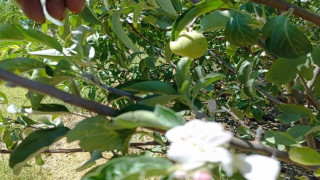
[65,0,86,14]
[46,0,67,21]
[18,0,45,23]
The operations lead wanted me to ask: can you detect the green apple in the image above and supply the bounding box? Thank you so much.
[170,31,208,59]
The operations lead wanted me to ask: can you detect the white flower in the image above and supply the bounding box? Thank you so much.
[166,120,233,170]
[232,154,280,180]
[301,0,308,2]
[166,120,233,147]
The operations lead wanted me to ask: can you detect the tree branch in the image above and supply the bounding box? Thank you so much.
[229,137,320,171]
[250,0,320,27]
[1,137,318,172]
[0,142,165,154]
[0,69,117,117]
[0,148,86,154]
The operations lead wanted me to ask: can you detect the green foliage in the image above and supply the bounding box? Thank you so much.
[113,105,183,130]
[0,24,62,52]
[266,56,307,85]
[289,147,320,166]
[262,15,312,58]
[83,156,173,180]
[225,11,260,47]
[9,127,69,175]
[67,116,135,152]
[276,104,316,124]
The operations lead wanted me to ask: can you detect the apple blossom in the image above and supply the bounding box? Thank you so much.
[240,154,280,180]
[166,120,233,171]
[165,120,280,180]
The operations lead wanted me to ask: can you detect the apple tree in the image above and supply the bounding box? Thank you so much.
[1,0,320,179]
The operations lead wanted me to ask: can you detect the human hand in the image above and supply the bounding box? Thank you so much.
[15,0,86,23]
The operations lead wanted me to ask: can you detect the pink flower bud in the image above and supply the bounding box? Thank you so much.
[192,171,213,180]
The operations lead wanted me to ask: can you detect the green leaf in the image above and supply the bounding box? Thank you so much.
[28,49,69,61]
[243,79,256,98]
[175,57,192,90]
[299,58,314,80]
[289,147,320,166]
[201,10,235,32]
[35,155,44,165]
[266,56,307,85]
[0,24,62,52]
[230,107,244,120]
[312,44,320,67]
[192,73,225,97]
[83,156,173,180]
[113,105,183,130]
[133,1,146,28]
[276,104,316,124]
[32,104,70,114]
[171,0,229,40]
[225,11,259,47]
[138,95,182,107]
[0,91,8,104]
[264,130,297,146]
[9,127,69,175]
[237,126,252,139]
[251,105,263,121]
[0,58,46,73]
[287,125,320,139]
[262,15,312,58]
[122,81,176,95]
[315,168,320,177]
[153,104,184,127]
[71,25,95,58]
[112,10,140,52]
[236,58,254,84]
[67,116,135,152]
[155,0,178,18]
[79,5,102,25]
[16,116,37,127]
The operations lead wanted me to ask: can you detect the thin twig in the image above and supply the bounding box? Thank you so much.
[0,142,167,154]
[0,69,117,116]
[229,137,320,171]
[220,106,255,136]
[300,117,317,149]
[299,74,320,110]
[84,73,140,101]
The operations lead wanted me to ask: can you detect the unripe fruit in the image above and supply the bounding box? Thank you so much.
[65,0,86,14]
[170,31,208,59]
[46,0,67,21]
[18,0,45,23]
